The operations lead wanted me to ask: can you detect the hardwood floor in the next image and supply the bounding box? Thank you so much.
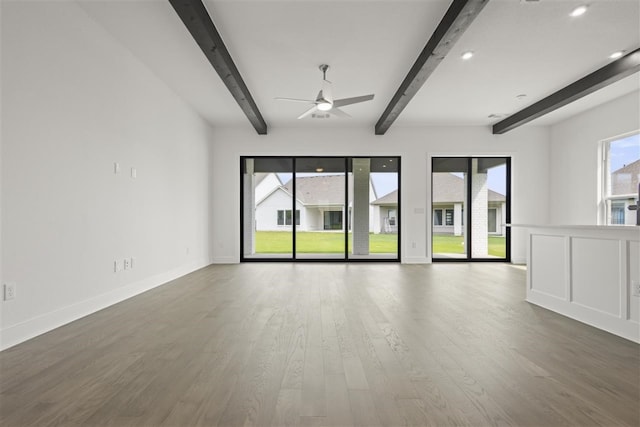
[1,263,638,427]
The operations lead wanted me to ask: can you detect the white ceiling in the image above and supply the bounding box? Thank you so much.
[78,0,640,132]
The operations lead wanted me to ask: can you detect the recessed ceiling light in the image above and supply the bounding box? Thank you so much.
[570,5,588,17]
[609,50,625,59]
[461,51,474,60]
[315,167,324,172]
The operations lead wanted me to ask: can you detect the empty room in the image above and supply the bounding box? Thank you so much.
[1,0,639,426]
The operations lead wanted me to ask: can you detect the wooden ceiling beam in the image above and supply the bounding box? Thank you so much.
[168,0,268,134]
[375,0,489,135]
[493,48,640,134]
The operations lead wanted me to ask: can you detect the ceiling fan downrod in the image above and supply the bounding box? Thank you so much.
[319,64,329,81]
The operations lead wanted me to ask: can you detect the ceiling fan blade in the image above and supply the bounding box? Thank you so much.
[297,106,318,119]
[329,107,351,118]
[333,94,375,108]
[321,80,333,103]
[275,97,315,103]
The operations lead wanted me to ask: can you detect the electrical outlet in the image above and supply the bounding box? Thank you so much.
[632,280,640,297]
[4,283,16,301]
[124,258,130,270]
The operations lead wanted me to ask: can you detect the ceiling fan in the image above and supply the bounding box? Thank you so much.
[275,64,374,119]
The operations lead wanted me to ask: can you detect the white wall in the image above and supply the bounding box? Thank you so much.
[255,189,303,231]
[1,1,213,350]
[211,125,550,264]
[549,90,640,225]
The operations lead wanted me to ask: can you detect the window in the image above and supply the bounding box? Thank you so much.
[277,209,300,226]
[388,209,396,226]
[445,209,454,226]
[434,209,443,226]
[324,211,343,230]
[241,156,400,261]
[602,132,640,225]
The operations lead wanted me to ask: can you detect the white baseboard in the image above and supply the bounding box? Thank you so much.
[0,258,211,351]
[212,256,239,264]
[402,256,430,264]
[527,291,640,344]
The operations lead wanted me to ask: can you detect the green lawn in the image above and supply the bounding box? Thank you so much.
[433,234,506,258]
[254,231,505,258]
[255,231,397,254]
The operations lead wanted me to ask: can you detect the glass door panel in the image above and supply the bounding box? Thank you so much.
[432,158,468,259]
[241,157,293,259]
[348,157,399,260]
[431,157,510,261]
[471,158,508,259]
[295,157,346,259]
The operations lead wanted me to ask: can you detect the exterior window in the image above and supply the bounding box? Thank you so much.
[277,210,300,225]
[388,209,396,226]
[434,209,443,226]
[611,201,625,224]
[602,132,639,225]
[445,209,454,226]
[324,211,343,230]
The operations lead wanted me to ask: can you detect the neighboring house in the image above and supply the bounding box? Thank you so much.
[368,173,507,236]
[431,173,506,236]
[610,159,640,225]
[255,174,378,232]
[253,172,506,235]
[432,173,506,236]
[370,190,398,233]
[254,172,282,203]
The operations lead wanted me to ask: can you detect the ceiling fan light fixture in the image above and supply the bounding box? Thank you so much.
[317,102,332,111]
[569,5,588,17]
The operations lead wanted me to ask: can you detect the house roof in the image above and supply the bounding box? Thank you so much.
[433,173,505,203]
[282,175,353,206]
[612,159,640,195]
[371,189,397,205]
[273,172,506,207]
[371,173,505,206]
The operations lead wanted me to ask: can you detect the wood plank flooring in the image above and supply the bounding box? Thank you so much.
[1,263,638,426]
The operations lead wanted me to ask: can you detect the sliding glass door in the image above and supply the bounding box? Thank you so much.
[431,157,510,261]
[348,157,399,259]
[240,156,400,261]
[295,157,346,260]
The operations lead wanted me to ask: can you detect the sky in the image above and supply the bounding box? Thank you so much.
[610,133,640,172]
